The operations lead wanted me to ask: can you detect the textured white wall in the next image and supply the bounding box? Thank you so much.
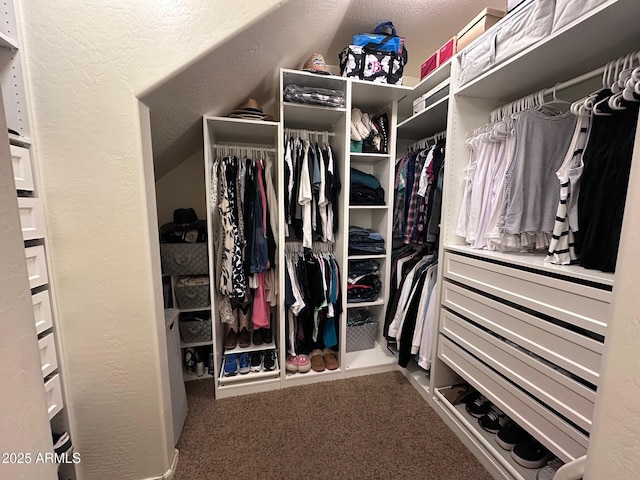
[585,119,640,478]
[0,89,57,480]
[16,1,283,479]
[155,150,206,228]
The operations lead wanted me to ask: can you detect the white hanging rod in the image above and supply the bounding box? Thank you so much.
[284,128,336,138]
[284,241,334,254]
[408,129,446,151]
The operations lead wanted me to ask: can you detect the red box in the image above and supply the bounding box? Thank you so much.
[438,37,457,65]
[420,51,440,80]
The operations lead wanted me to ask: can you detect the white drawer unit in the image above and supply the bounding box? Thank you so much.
[438,336,589,463]
[443,252,612,336]
[25,245,48,289]
[10,144,34,192]
[44,374,63,420]
[17,197,45,240]
[38,333,58,378]
[441,280,603,386]
[32,290,53,334]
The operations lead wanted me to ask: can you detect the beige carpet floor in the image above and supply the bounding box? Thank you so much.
[174,371,492,480]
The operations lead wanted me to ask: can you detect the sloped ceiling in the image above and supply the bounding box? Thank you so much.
[141,0,505,179]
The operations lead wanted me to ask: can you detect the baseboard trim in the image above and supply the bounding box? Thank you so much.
[142,448,179,480]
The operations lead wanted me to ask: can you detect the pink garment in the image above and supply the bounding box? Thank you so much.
[251,272,270,329]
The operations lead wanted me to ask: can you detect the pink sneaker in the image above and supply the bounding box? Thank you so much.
[286,355,311,374]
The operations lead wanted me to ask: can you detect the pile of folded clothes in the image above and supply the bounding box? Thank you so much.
[348,226,385,255]
[283,84,345,108]
[347,259,382,303]
[350,168,385,205]
[347,307,378,327]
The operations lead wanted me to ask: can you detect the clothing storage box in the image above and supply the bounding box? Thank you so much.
[438,37,457,65]
[346,322,378,352]
[552,0,609,32]
[175,276,210,309]
[420,51,439,80]
[456,8,505,53]
[413,94,427,115]
[160,243,208,276]
[458,0,555,86]
[179,312,212,344]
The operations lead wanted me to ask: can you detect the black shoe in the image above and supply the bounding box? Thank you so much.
[479,406,509,434]
[263,350,276,371]
[511,436,553,469]
[252,328,264,346]
[465,395,492,418]
[496,421,527,451]
[52,432,73,456]
[374,113,389,153]
[262,327,273,344]
[250,352,263,372]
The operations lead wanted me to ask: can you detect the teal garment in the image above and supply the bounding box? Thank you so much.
[351,168,381,190]
[323,256,339,348]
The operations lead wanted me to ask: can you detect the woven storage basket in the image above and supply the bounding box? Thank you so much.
[175,276,210,309]
[160,243,208,276]
[346,322,378,352]
[179,313,212,344]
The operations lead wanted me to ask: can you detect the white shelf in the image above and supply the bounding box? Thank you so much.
[348,253,386,260]
[397,96,449,140]
[178,306,211,313]
[282,102,346,130]
[284,367,342,385]
[345,343,396,371]
[445,245,615,288]
[205,116,279,145]
[350,79,412,110]
[456,0,640,101]
[8,132,30,146]
[346,297,384,308]
[349,204,388,210]
[180,340,213,348]
[183,369,214,382]
[282,68,347,91]
[349,152,391,163]
[224,341,276,355]
[404,60,452,105]
[434,388,540,480]
[218,367,280,385]
[0,31,18,50]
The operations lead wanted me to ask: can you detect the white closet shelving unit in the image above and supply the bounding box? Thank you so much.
[4,1,76,478]
[425,1,640,479]
[204,115,282,398]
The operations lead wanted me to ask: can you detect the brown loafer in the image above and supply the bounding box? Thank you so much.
[322,348,339,370]
[310,349,326,372]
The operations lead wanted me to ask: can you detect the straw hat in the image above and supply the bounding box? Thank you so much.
[228,98,274,121]
[302,53,330,75]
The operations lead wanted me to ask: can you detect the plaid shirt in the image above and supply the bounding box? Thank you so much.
[404,154,424,243]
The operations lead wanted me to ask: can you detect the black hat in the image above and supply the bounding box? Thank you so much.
[173,208,199,228]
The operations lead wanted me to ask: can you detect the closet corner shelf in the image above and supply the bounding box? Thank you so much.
[397,96,449,140]
[347,253,387,260]
[224,341,276,355]
[403,59,452,104]
[350,78,412,110]
[282,102,346,130]
[344,344,396,371]
[183,369,214,382]
[433,388,539,480]
[349,152,391,163]
[454,0,640,101]
[8,133,30,146]
[180,340,214,349]
[348,204,388,210]
[444,245,615,287]
[347,298,384,308]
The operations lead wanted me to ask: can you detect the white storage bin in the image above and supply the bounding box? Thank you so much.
[25,245,48,289]
[458,0,555,87]
[32,290,53,334]
[11,145,34,192]
[44,374,64,420]
[553,0,610,32]
[18,197,46,240]
[38,333,58,378]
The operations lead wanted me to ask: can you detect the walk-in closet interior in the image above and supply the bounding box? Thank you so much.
[6,0,640,479]
[150,1,640,478]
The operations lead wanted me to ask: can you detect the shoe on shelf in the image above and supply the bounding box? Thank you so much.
[52,432,73,456]
[537,458,564,480]
[286,355,298,373]
[250,352,263,372]
[184,348,197,373]
[252,328,264,346]
[238,353,251,374]
[465,394,492,418]
[479,406,509,434]
[223,354,239,376]
[238,327,251,348]
[496,420,527,451]
[263,350,276,371]
[511,435,554,469]
[309,349,326,372]
[224,328,238,350]
[286,354,311,374]
[262,327,273,344]
[322,348,339,370]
